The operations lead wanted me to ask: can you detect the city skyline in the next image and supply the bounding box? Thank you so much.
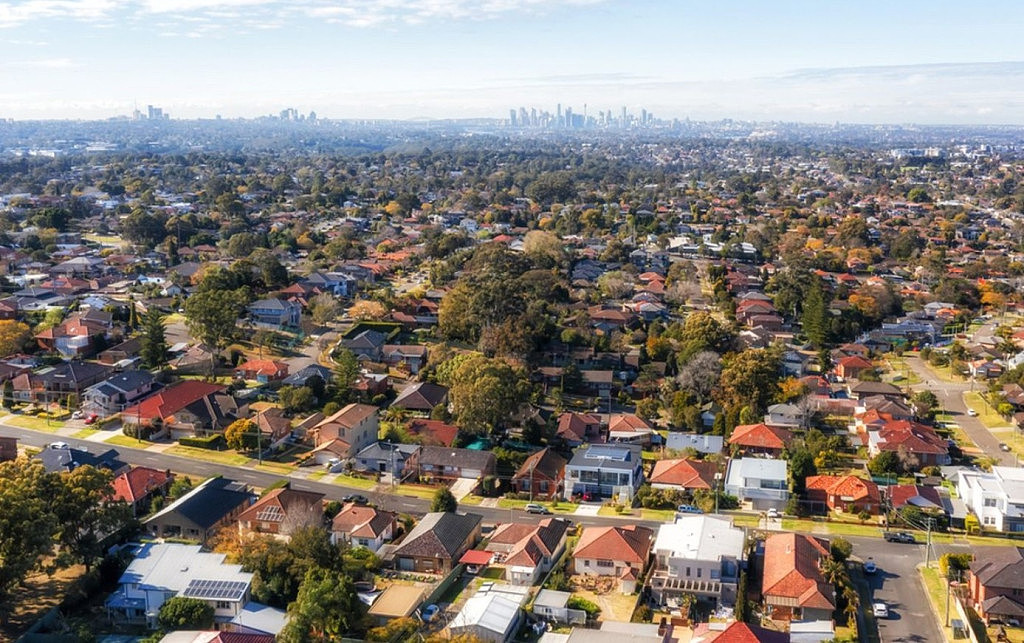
[1,1,1024,124]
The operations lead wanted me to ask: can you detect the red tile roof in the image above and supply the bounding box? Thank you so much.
[574,525,653,564]
[649,458,717,489]
[762,533,835,611]
[406,418,459,447]
[111,466,171,504]
[805,475,880,504]
[122,380,225,421]
[728,423,793,450]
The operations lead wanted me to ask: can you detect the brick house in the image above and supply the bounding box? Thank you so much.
[511,448,566,499]
[968,546,1024,624]
[805,475,881,515]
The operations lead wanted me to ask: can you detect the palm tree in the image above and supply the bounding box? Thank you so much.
[842,585,860,628]
[820,556,847,588]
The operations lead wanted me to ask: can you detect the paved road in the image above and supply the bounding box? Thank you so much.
[848,535,945,643]
[902,355,1015,466]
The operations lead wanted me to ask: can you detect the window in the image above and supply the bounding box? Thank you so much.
[984,498,998,507]
[216,601,231,609]
[597,560,614,568]
[686,567,691,577]
[584,560,590,567]
[697,568,702,578]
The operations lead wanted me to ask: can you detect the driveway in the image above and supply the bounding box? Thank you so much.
[902,355,1015,466]
[848,536,944,643]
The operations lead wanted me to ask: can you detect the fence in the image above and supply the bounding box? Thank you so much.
[953,595,983,643]
[422,563,465,607]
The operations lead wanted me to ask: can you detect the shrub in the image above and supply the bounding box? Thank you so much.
[567,596,601,616]
[178,434,225,450]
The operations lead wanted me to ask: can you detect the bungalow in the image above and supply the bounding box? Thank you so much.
[649,458,718,492]
[405,418,459,447]
[762,533,835,623]
[511,448,566,499]
[248,298,300,329]
[354,441,421,477]
[143,477,254,543]
[555,412,603,446]
[834,355,873,381]
[391,381,449,413]
[111,466,173,517]
[664,432,724,454]
[391,511,482,574]
[607,413,656,447]
[121,381,238,439]
[572,525,654,593]
[805,475,881,515]
[727,423,793,457]
[330,502,398,552]
[381,344,428,374]
[234,360,289,384]
[485,518,571,585]
[404,445,497,482]
[82,369,158,417]
[343,330,387,362]
[236,486,325,539]
[281,363,333,389]
[869,420,950,468]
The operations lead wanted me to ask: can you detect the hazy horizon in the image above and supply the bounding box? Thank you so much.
[2,0,1023,124]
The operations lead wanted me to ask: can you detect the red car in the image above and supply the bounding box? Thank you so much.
[84,414,98,425]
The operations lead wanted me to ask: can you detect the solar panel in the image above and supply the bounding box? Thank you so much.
[256,505,284,521]
[182,579,248,602]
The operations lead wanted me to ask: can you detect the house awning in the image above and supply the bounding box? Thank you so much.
[459,550,494,566]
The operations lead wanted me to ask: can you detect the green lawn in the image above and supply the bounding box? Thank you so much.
[395,483,442,499]
[306,471,326,481]
[640,508,679,522]
[71,429,99,439]
[919,565,956,643]
[105,433,148,448]
[459,495,484,505]
[165,445,250,466]
[4,415,65,432]
[333,474,378,490]
[963,392,1013,430]
[254,461,296,475]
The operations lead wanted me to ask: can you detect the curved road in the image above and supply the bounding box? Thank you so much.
[902,355,1015,466]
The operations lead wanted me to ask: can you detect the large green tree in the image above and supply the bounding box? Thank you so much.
[48,465,132,571]
[277,568,364,642]
[140,310,169,368]
[157,596,214,631]
[437,354,531,434]
[430,487,457,513]
[716,348,783,419]
[0,459,57,612]
[184,287,250,370]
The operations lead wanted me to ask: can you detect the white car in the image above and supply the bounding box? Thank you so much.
[48,441,69,450]
[766,508,779,519]
[968,409,979,417]
[864,558,877,574]
[872,602,889,618]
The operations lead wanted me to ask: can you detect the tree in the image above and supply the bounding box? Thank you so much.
[868,450,901,476]
[716,348,782,417]
[49,465,132,571]
[140,310,168,369]
[2,379,12,410]
[224,419,260,451]
[438,354,531,434]
[347,299,387,321]
[788,448,817,495]
[801,278,828,348]
[184,287,250,370]
[430,487,457,513]
[332,348,359,405]
[676,350,722,402]
[829,537,853,563]
[366,617,419,642]
[277,568,364,642]
[0,459,58,613]
[157,596,214,631]
[309,292,341,326]
[278,386,315,413]
[0,320,30,357]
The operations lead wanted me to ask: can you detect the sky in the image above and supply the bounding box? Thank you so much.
[1,0,1024,123]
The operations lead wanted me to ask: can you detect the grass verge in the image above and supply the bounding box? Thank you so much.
[333,474,378,490]
[963,391,1013,430]
[104,433,149,448]
[70,429,99,439]
[4,415,65,432]
[165,445,250,466]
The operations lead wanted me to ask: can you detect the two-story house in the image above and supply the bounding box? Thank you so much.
[511,448,566,500]
[13,360,113,405]
[309,403,379,461]
[968,546,1024,625]
[958,466,1024,533]
[248,298,301,329]
[805,475,881,515]
[83,370,158,417]
[485,518,571,586]
[649,515,746,608]
[762,533,835,623]
[354,441,421,477]
[563,443,644,501]
[724,457,789,511]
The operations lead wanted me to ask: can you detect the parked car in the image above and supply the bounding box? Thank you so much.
[968,409,979,417]
[343,494,369,505]
[872,602,889,618]
[420,604,439,623]
[84,414,98,425]
[767,507,780,519]
[48,441,69,450]
[884,531,916,543]
[677,504,703,514]
[525,503,551,515]
[1000,443,1011,452]
[864,557,877,574]
[71,410,84,419]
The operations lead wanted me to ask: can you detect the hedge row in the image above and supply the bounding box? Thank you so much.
[178,434,224,449]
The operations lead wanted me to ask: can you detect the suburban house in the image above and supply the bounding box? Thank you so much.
[35,313,110,357]
[607,413,656,446]
[143,477,254,543]
[343,330,388,362]
[330,502,398,552]
[805,475,880,515]
[120,380,237,438]
[354,441,421,477]
[691,622,790,643]
[649,458,718,492]
[764,403,806,428]
[281,364,333,389]
[649,515,746,608]
[403,445,497,482]
[309,403,379,461]
[252,407,294,448]
[563,443,644,501]
[724,457,790,511]
[105,542,286,634]
[572,525,654,593]
[38,445,129,476]
[82,370,158,417]
[12,360,112,404]
[727,423,793,457]
[957,466,1024,532]
[847,381,904,401]
[555,412,603,446]
[236,486,325,539]
[248,298,301,328]
[664,432,724,455]
[234,360,289,384]
[868,420,950,468]
[761,533,835,623]
[390,381,449,413]
[968,546,1024,624]
[111,466,173,517]
[381,344,428,374]
[834,355,874,380]
[484,518,571,585]
[511,448,566,499]
[405,418,459,446]
[391,511,483,573]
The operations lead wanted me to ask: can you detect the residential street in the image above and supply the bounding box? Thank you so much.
[902,354,1015,466]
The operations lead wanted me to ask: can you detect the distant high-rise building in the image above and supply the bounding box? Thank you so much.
[509,109,517,126]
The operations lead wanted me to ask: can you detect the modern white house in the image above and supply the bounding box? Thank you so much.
[724,457,790,511]
[104,542,286,634]
[664,432,724,455]
[957,466,1024,533]
[649,515,746,608]
[563,443,644,501]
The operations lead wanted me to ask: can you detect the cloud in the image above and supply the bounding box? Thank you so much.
[3,57,78,68]
[0,0,118,28]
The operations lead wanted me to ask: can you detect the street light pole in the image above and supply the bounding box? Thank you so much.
[714,472,723,514]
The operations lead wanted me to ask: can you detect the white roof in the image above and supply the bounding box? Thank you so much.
[449,593,520,637]
[654,516,745,562]
[726,457,788,485]
[230,601,289,635]
[118,542,250,594]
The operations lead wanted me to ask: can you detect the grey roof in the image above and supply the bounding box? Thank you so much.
[567,443,641,471]
[391,382,449,410]
[282,364,333,386]
[356,441,420,461]
[534,589,571,609]
[89,369,155,394]
[36,361,111,386]
[144,477,253,531]
[416,445,496,472]
[37,446,127,474]
[972,546,1024,588]
[394,511,482,559]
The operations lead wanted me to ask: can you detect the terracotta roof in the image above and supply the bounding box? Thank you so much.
[704,621,790,642]
[406,418,459,447]
[236,359,289,377]
[888,484,943,510]
[805,475,880,503]
[122,380,225,421]
[237,486,325,526]
[459,549,495,566]
[498,518,570,569]
[556,412,601,442]
[761,533,835,611]
[514,448,567,482]
[331,502,397,539]
[111,466,171,504]
[608,413,653,434]
[650,458,717,489]
[728,423,793,450]
[314,403,377,431]
[574,525,653,564]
